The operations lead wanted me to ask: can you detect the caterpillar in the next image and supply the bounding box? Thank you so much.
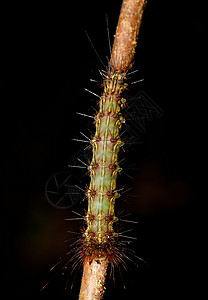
[81,71,127,262]
[42,0,147,298]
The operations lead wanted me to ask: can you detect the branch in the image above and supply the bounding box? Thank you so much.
[78,1,147,299]
[109,0,147,72]
[79,257,108,300]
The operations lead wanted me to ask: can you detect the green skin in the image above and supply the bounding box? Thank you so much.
[84,71,126,256]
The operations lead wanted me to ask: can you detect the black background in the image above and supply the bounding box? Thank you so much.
[2,0,207,299]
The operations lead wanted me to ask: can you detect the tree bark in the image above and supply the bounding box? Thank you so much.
[78,1,147,299]
[78,257,108,300]
[109,0,147,73]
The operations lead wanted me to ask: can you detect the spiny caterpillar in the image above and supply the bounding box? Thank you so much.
[40,1,148,298]
[81,70,127,265]
[40,0,147,298]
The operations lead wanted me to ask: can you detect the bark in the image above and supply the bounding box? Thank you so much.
[78,1,147,299]
[109,0,147,73]
[78,257,108,300]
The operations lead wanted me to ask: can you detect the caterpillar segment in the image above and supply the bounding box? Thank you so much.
[81,71,127,261]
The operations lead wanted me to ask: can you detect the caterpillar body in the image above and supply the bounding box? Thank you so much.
[42,0,148,297]
[81,71,127,264]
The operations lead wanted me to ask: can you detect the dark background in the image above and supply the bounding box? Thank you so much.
[2,0,207,298]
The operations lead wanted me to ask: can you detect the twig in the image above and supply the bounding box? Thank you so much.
[78,1,147,299]
[109,0,147,72]
[79,257,108,300]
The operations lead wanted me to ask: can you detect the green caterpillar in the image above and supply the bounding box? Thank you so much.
[81,70,127,265]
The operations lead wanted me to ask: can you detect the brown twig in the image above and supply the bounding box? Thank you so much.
[109,0,147,73]
[78,1,146,299]
[78,257,108,300]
